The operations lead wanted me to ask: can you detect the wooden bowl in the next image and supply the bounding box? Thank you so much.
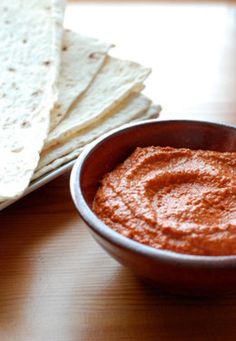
[70,120,236,295]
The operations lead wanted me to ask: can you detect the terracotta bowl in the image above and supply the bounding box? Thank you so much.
[70,120,236,296]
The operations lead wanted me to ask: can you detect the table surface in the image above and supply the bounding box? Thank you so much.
[1,1,236,340]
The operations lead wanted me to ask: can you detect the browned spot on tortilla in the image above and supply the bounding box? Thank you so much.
[21,120,31,128]
[8,67,15,72]
[43,60,51,66]
[5,20,10,24]
[22,39,27,44]
[62,46,68,51]
[31,90,41,96]
[89,52,100,60]
[12,147,24,153]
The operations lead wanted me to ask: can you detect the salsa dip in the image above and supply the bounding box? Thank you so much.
[93,146,236,256]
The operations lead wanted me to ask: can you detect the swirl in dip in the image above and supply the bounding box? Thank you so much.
[93,146,236,256]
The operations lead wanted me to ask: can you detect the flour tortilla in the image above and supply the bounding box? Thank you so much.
[136,104,161,120]
[50,30,112,130]
[0,0,65,201]
[36,93,151,171]
[33,99,161,180]
[44,56,151,150]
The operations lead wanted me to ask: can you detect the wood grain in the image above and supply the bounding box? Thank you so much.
[1,1,236,340]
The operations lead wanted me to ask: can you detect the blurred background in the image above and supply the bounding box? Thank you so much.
[67,0,236,123]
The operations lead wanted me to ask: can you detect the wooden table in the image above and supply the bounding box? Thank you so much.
[1,1,236,340]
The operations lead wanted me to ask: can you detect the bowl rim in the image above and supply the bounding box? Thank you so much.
[70,119,236,267]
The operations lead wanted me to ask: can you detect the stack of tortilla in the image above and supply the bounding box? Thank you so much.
[0,0,161,204]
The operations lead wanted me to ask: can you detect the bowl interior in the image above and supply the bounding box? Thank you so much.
[79,120,236,209]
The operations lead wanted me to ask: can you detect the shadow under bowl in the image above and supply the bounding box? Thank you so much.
[70,120,236,296]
